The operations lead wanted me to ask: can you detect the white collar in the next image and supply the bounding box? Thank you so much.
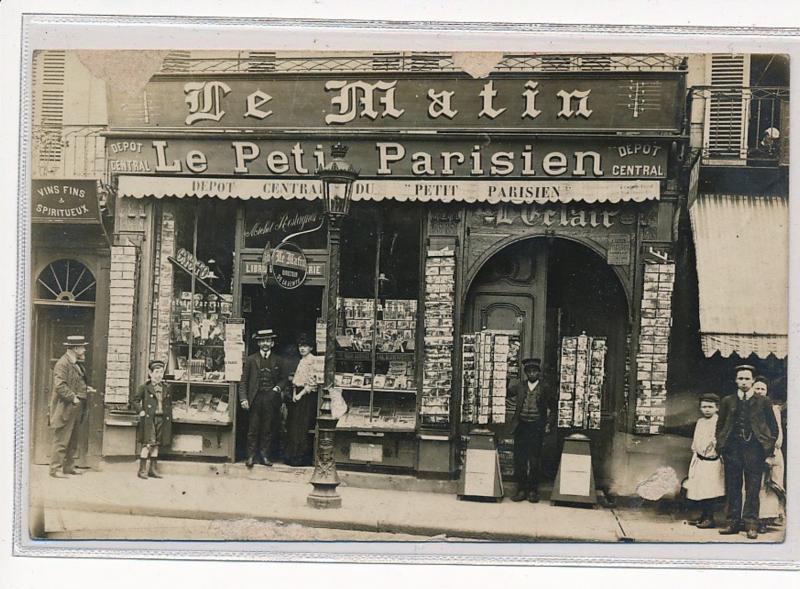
[738,388,754,401]
[527,380,539,391]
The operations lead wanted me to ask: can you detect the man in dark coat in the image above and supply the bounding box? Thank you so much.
[132,360,172,479]
[239,329,288,467]
[507,358,554,503]
[715,364,778,539]
[49,335,93,478]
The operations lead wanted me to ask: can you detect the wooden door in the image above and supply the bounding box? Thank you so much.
[32,306,93,464]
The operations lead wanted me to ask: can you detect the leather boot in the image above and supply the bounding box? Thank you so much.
[148,458,163,479]
[718,522,742,535]
[137,458,149,479]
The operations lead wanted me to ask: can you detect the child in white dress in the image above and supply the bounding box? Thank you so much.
[683,393,726,528]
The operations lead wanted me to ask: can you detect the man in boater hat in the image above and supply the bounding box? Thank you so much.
[239,328,288,468]
[48,335,94,478]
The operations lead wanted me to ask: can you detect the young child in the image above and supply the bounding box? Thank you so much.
[133,360,172,479]
[683,393,725,528]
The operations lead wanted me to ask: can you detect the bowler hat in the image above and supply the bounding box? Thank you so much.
[253,329,277,341]
[64,335,89,347]
[521,358,542,369]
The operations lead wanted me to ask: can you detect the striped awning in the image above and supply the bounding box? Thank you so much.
[117,175,660,205]
[689,194,788,359]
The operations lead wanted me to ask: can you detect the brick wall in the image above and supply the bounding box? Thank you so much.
[104,244,139,404]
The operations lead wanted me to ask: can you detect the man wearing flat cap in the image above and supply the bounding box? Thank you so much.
[715,364,778,539]
[240,329,289,468]
[48,335,94,478]
[133,359,172,479]
[507,358,554,503]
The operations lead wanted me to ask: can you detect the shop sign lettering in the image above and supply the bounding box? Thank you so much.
[479,204,633,229]
[110,137,668,180]
[175,248,212,279]
[270,242,309,289]
[111,75,683,132]
[31,179,99,224]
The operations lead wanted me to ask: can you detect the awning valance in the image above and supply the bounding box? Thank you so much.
[117,176,659,206]
[689,194,788,359]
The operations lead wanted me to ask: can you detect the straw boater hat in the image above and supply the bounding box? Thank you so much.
[253,329,277,341]
[63,335,89,347]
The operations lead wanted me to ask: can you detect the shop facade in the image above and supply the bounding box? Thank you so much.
[101,57,689,494]
[30,178,111,467]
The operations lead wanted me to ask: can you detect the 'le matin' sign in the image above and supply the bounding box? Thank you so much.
[31,180,100,224]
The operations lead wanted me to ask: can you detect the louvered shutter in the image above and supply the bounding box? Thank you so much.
[704,54,750,161]
[32,51,66,168]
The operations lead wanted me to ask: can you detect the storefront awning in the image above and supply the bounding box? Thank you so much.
[689,194,788,359]
[117,176,660,205]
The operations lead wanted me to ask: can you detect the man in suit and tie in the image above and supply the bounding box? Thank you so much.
[716,364,778,539]
[507,358,554,503]
[49,335,94,478]
[239,329,288,468]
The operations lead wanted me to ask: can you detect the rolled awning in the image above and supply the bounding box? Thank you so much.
[117,175,660,205]
[689,194,788,359]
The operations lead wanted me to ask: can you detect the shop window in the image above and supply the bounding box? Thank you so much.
[162,199,237,430]
[331,203,422,450]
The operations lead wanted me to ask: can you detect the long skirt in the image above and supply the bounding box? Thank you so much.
[285,388,314,466]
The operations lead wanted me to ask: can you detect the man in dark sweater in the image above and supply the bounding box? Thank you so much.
[715,364,778,539]
[507,358,554,503]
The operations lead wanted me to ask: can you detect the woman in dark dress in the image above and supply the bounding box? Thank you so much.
[284,334,318,466]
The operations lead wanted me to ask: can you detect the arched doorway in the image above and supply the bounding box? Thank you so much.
[32,258,96,465]
[464,237,629,486]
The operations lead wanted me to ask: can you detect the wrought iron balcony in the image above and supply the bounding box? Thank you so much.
[157,51,687,75]
[32,125,107,179]
[691,86,789,165]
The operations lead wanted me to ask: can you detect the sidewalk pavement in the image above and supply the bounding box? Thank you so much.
[29,462,783,543]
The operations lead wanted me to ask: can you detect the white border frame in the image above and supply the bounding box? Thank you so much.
[5,7,800,573]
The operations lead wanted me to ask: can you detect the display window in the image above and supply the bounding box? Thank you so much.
[161,199,237,428]
[332,203,422,448]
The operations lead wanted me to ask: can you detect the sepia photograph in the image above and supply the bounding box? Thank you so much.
[18,39,791,552]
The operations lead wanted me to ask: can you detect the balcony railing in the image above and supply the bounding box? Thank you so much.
[157,52,687,75]
[32,125,107,179]
[691,86,789,165]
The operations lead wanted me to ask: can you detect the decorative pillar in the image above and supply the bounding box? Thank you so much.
[308,216,342,509]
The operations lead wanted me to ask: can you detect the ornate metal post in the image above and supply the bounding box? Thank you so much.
[308,215,343,508]
[308,143,357,509]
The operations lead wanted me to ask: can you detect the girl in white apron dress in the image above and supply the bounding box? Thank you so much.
[683,393,725,528]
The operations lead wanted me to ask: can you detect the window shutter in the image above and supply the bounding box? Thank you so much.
[704,54,750,161]
[32,51,66,167]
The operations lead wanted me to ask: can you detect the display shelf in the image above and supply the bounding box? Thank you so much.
[335,425,416,433]
[166,379,231,387]
[341,386,417,395]
[335,351,415,362]
[172,416,232,426]
[170,342,225,349]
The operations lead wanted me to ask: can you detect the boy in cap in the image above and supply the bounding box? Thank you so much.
[240,328,288,467]
[49,335,94,478]
[507,358,554,503]
[683,393,725,528]
[133,360,172,479]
